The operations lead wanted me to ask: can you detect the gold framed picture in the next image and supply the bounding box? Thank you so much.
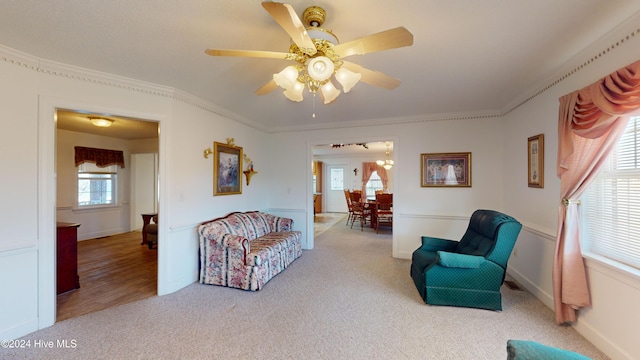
[213,141,243,195]
[528,134,544,188]
[420,152,472,187]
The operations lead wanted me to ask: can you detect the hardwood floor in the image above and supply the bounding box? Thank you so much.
[56,231,157,322]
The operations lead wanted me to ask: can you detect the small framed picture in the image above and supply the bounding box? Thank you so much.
[420,152,472,187]
[213,141,243,195]
[528,134,544,188]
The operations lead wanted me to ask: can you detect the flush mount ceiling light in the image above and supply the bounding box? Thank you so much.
[376,142,394,170]
[204,2,413,113]
[89,117,113,128]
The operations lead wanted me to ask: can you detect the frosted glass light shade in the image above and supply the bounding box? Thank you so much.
[319,80,340,104]
[307,56,334,81]
[273,66,299,90]
[283,81,305,102]
[307,28,338,45]
[90,118,113,127]
[376,160,385,166]
[335,68,361,93]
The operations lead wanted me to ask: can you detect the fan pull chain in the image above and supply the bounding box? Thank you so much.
[312,92,316,118]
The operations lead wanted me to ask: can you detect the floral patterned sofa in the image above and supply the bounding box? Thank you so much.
[198,211,302,291]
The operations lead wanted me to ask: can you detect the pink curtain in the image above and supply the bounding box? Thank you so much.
[361,162,388,194]
[554,59,640,324]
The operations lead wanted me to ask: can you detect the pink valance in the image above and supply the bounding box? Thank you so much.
[557,59,640,176]
[74,146,125,168]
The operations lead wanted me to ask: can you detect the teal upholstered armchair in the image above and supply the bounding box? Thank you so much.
[410,209,522,310]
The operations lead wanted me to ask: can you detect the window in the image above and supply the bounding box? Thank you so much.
[582,116,640,271]
[78,163,117,207]
[365,171,383,199]
[330,168,344,190]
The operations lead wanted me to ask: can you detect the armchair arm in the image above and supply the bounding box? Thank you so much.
[220,233,247,250]
[219,234,250,265]
[436,251,486,268]
[420,236,458,252]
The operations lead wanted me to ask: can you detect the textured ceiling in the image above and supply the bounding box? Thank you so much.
[2,1,640,132]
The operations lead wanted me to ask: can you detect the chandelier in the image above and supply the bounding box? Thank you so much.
[376,142,394,170]
[272,6,361,106]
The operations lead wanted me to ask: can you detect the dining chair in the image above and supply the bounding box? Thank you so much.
[373,193,393,233]
[349,191,367,230]
[344,190,355,226]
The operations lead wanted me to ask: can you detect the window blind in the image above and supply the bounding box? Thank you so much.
[582,116,640,270]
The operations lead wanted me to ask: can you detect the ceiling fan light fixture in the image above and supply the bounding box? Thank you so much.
[273,65,299,90]
[205,3,414,113]
[335,68,361,93]
[283,81,305,102]
[319,80,340,104]
[307,56,334,82]
[89,117,113,128]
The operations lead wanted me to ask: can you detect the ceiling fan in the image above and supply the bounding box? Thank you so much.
[205,2,413,106]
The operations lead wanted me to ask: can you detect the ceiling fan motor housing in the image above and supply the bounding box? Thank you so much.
[303,6,326,27]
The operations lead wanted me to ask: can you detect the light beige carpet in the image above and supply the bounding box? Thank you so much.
[5,217,608,359]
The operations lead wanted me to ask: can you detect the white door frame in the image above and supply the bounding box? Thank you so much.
[38,95,165,329]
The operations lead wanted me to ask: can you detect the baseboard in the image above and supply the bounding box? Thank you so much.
[506,267,554,310]
[0,317,38,341]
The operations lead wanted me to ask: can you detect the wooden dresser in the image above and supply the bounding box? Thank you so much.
[56,222,81,294]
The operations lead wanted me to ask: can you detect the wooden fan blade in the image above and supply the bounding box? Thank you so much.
[342,61,401,90]
[205,49,291,60]
[255,79,278,95]
[333,27,413,58]
[262,2,317,56]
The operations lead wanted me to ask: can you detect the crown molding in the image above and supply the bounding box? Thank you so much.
[38,57,176,99]
[0,44,40,71]
[171,89,269,132]
[0,44,270,133]
[270,109,503,133]
[501,11,640,115]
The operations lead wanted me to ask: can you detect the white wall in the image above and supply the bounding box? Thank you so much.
[0,53,41,339]
[56,129,132,240]
[0,48,275,340]
[502,16,640,360]
[269,117,505,257]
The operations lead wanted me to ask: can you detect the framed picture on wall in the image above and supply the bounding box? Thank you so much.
[213,141,243,195]
[420,152,472,187]
[528,134,544,188]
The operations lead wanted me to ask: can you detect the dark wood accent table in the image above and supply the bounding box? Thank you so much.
[141,213,157,246]
[56,222,81,294]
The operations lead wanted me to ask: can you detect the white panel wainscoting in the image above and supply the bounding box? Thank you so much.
[507,225,640,360]
[0,248,39,340]
[158,223,200,296]
[394,212,471,259]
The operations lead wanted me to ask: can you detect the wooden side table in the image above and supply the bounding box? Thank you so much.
[57,222,80,294]
[141,213,157,246]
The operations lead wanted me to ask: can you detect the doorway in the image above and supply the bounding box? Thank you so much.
[311,140,395,246]
[55,109,159,321]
